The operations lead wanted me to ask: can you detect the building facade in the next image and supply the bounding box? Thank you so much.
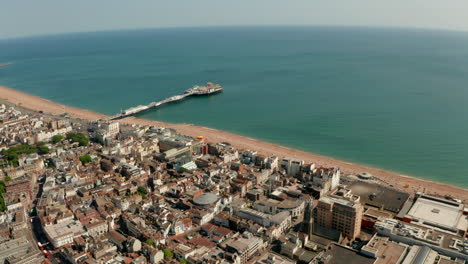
[314,196,363,240]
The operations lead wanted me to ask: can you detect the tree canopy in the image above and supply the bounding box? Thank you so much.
[137,186,148,198]
[0,181,6,212]
[51,135,63,144]
[36,142,50,154]
[177,167,190,174]
[145,238,156,247]
[66,132,89,146]
[1,144,38,167]
[79,155,92,165]
[163,249,174,259]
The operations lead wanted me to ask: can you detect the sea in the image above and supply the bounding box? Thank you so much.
[0,26,467,187]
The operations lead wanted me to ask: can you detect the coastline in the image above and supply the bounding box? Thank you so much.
[1,85,467,201]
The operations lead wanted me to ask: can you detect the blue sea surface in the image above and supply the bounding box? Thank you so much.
[1,26,468,187]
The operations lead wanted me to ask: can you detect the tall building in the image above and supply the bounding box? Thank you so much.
[301,201,314,237]
[313,195,363,240]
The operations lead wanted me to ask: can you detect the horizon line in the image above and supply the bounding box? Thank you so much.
[2,23,468,41]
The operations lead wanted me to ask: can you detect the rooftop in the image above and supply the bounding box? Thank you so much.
[193,193,219,206]
[320,196,355,208]
[361,235,407,264]
[255,252,295,264]
[347,181,409,212]
[406,195,466,231]
[321,244,375,264]
[44,220,85,239]
[225,233,261,254]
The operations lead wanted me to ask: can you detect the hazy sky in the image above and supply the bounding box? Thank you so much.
[2,0,468,38]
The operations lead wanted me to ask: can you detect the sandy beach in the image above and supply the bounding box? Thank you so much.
[1,85,467,201]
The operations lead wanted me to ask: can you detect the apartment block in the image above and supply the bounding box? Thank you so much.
[314,195,363,240]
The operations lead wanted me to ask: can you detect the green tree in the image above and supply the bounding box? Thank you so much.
[0,198,6,212]
[145,238,156,247]
[137,186,148,198]
[177,167,190,173]
[163,249,174,259]
[51,135,63,144]
[66,132,89,146]
[79,155,92,165]
[0,181,6,212]
[1,144,38,167]
[36,142,50,155]
[180,259,188,264]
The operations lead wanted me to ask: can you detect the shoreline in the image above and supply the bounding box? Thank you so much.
[1,85,467,201]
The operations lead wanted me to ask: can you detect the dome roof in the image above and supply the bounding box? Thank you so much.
[358,172,373,179]
[193,193,219,206]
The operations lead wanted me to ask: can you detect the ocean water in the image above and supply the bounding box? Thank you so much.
[1,26,468,187]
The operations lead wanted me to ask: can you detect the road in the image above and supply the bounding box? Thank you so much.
[30,175,69,263]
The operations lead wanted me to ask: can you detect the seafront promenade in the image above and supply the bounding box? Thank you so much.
[0,85,467,201]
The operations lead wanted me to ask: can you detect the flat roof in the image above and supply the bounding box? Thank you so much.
[193,193,219,206]
[255,198,302,209]
[44,220,85,239]
[407,197,462,229]
[320,196,355,207]
[322,244,375,264]
[348,182,409,212]
[363,235,407,264]
[255,252,295,264]
[364,208,393,219]
[438,259,463,264]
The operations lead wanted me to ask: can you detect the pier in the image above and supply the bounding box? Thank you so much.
[109,82,223,120]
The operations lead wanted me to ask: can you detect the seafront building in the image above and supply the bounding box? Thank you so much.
[313,194,363,240]
[0,103,467,263]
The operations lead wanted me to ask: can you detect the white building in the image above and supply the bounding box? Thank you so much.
[149,250,164,263]
[280,158,304,176]
[35,126,72,143]
[254,198,305,218]
[235,208,292,238]
[404,194,467,236]
[85,220,108,238]
[266,156,279,171]
[226,233,263,264]
[44,220,86,248]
